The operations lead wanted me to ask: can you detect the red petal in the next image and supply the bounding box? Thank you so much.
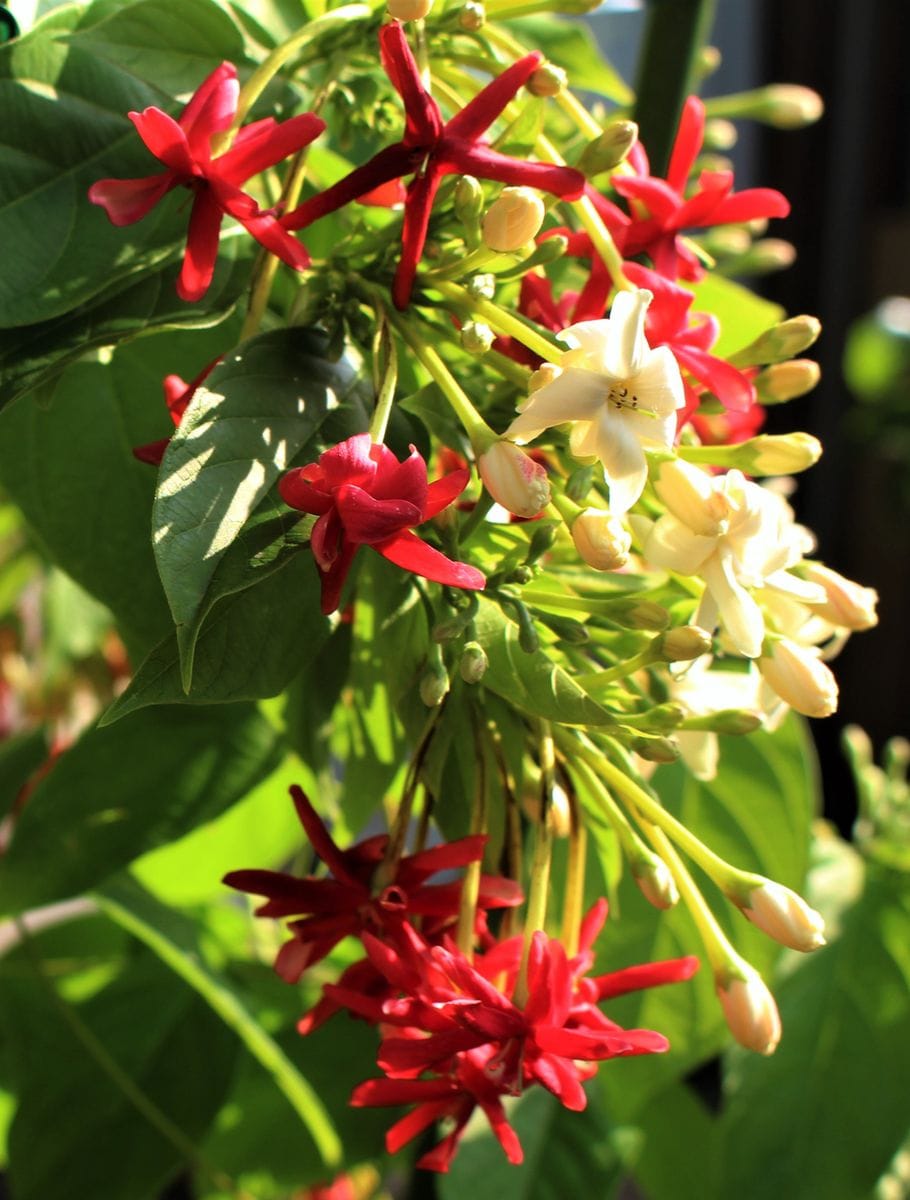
[577,899,608,953]
[613,173,680,223]
[179,62,239,155]
[399,833,488,879]
[132,437,171,466]
[358,177,407,207]
[445,52,542,142]
[529,1049,587,1110]
[88,174,175,225]
[595,954,699,1000]
[390,1101,458,1157]
[352,1078,459,1107]
[673,345,755,412]
[130,107,195,175]
[318,433,377,488]
[283,142,414,230]
[216,112,326,185]
[666,95,705,194]
[446,142,584,200]
[240,209,311,271]
[379,21,443,144]
[424,468,471,518]
[673,171,733,228]
[370,444,429,508]
[318,541,359,614]
[375,529,485,590]
[710,185,791,224]
[379,1030,482,1074]
[288,785,366,887]
[279,469,333,514]
[477,1095,524,1164]
[177,189,223,301]
[335,484,422,543]
[393,167,443,309]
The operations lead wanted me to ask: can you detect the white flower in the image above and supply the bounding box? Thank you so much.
[507,289,685,514]
[669,658,765,781]
[643,459,822,658]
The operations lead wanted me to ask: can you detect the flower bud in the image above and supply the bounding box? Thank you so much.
[461,321,495,355]
[683,708,763,735]
[528,362,561,392]
[630,735,680,764]
[477,440,550,518]
[739,879,826,952]
[467,272,496,299]
[605,598,670,632]
[482,187,546,253]
[565,463,595,504]
[632,854,679,910]
[704,117,738,151]
[578,120,638,177]
[729,314,821,366]
[746,432,822,475]
[521,780,571,838]
[458,0,484,29]
[570,508,631,571]
[716,966,781,1055]
[387,0,433,17]
[800,562,879,631]
[755,359,821,404]
[758,637,838,718]
[733,238,797,276]
[657,625,713,663]
[459,641,489,684]
[637,702,687,733]
[749,84,824,129]
[455,175,483,224]
[419,661,450,707]
[527,63,566,97]
[527,521,557,561]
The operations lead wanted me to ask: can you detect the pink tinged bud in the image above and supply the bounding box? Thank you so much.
[740,880,826,952]
[801,562,879,631]
[716,968,782,1055]
[570,508,631,571]
[633,856,679,910]
[758,637,839,718]
[482,187,546,253]
[477,440,550,518]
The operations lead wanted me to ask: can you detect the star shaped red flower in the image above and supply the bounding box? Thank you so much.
[89,62,325,301]
[278,433,485,614]
[281,21,585,308]
[588,96,790,281]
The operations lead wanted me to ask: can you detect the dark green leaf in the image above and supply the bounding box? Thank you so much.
[0,702,280,914]
[96,876,343,1169]
[0,728,48,820]
[715,866,910,1200]
[102,552,330,721]
[2,946,237,1200]
[474,597,614,726]
[151,328,369,687]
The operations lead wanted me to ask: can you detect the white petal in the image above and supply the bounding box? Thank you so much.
[676,730,720,781]
[591,412,649,515]
[507,368,606,442]
[558,319,613,373]
[645,516,716,575]
[765,570,827,604]
[702,552,765,658]
[604,288,652,378]
[629,345,686,415]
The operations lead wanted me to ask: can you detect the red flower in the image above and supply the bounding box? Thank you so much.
[133,358,220,465]
[590,96,790,281]
[223,785,521,984]
[89,63,325,301]
[281,22,584,308]
[278,433,485,614]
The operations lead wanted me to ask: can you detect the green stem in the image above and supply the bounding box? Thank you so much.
[633,0,719,178]
[456,718,488,959]
[392,314,494,444]
[514,724,555,1008]
[560,788,587,957]
[574,643,657,688]
[369,308,398,443]
[432,280,564,364]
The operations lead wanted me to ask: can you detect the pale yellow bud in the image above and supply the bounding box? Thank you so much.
[458,0,484,28]
[801,562,879,631]
[704,117,738,151]
[521,780,572,838]
[658,625,713,663]
[740,880,826,952]
[730,314,821,367]
[755,359,821,404]
[477,440,550,518]
[742,238,797,274]
[754,84,824,129]
[482,187,546,253]
[747,432,822,475]
[758,637,838,718]
[633,855,679,910]
[387,0,433,17]
[527,63,566,97]
[716,967,781,1055]
[461,321,494,355]
[570,508,631,571]
[578,120,638,177]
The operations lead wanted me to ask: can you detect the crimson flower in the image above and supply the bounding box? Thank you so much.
[133,358,220,466]
[278,433,485,614]
[281,22,585,308]
[89,63,325,301]
[223,784,521,985]
[592,96,790,281]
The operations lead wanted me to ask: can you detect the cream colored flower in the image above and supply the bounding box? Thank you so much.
[669,658,765,781]
[507,289,685,514]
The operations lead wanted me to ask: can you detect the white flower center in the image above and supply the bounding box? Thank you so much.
[606,382,658,418]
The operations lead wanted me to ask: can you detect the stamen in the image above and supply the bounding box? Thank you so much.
[606,384,657,417]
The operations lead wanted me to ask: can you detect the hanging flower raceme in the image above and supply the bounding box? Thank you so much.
[278,433,485,614]
[343,904,698,1171]
[223,784,522,986]
[281,21,585,308]
[507,288,685,514]
[594,96,790,281]
[89,63,325,301]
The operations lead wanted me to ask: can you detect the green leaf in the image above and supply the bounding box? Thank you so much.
[68,0,246,96]
[0,702,280,914]
[151,328,369,688]
[101,552,330,721]
[621,1078,720,1200]
[505,16,633,104]
[714,866,910,1200]
[0,727,47,819]
[0,246,250,411]
[474,597,614,726]
[2,945,237,1200]
[95,875,343,1170]
[688,275,785,359]
[0,6,192,327]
